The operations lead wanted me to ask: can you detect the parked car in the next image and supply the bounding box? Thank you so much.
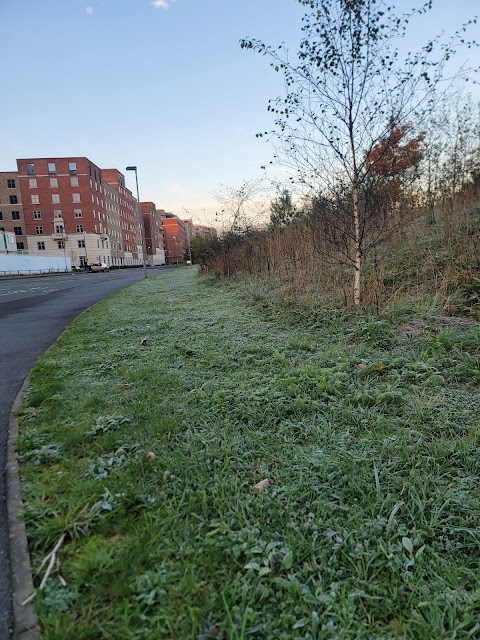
[89,262,108,272]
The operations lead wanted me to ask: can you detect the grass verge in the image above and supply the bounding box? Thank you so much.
[17,268,480,639]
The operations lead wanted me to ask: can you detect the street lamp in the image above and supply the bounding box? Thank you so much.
[62,228,68,272]
[125,166,147,279]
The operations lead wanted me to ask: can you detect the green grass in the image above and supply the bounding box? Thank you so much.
[17,268,480,639]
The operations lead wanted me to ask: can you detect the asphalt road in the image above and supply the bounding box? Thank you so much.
[0,267,167,640]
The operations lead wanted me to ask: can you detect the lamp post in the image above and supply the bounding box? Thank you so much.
[125,166,147,279]
[62,228,68,272]
[173,235,179,266]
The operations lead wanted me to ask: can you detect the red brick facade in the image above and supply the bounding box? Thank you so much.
[161,213,188,265]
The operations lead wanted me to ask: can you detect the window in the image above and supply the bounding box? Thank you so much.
[48,162,56,174]
[31,195,40,204]
[53,211,62,220]
[27,163,35,175]
[13,226,22,236]
[78,239,85,248]
[11,211,20,220]
[55,225,64,234]
[52,194,60,203]
[7,179,15,188]
[72,193,81,203]
[35,226,43,235]
[37,241,45,250]
[29,178,37,188]
[76,224,84,233]
[9,195,18,204]
[50,178,58,188]
[0,212,2,220]
[33,210,42,219]
[57,240,65,249]
[69,162,77,174]
[70,176,79,187]
[74,209,82,218]
[16,242,25,250]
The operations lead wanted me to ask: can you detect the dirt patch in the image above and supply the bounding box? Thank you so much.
[396,316,476,342]
[396,319,427,341]
[432,315,476,328]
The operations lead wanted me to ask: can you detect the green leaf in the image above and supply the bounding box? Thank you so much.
[244,562,261,571]
[402,537,413,554]
[293,618,308,629]
[282,550,293,570]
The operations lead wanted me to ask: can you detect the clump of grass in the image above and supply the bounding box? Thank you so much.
[19,268,480,639]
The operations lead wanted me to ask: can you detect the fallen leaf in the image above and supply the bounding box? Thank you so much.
[253,478,269,492]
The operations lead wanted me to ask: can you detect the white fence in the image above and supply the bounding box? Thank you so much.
[0,253,71,275]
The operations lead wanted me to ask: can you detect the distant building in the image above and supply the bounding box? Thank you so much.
[160,212,188,265]
[103,168,144,267]
[0,171,26,251]
[103,181,126,266]
[193,224,217,240]
[141,202,165,265]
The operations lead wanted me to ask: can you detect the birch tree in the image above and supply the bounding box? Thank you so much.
[241,0,477,305]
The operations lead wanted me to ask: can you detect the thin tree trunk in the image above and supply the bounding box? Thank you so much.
[353,178,361,306]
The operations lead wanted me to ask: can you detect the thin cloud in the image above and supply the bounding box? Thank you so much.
[151,0,170,8]
[85,6,94,15]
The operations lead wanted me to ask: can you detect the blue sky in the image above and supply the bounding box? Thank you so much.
[1,0,478,226]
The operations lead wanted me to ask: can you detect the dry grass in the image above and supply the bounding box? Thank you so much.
[203,195,480,315]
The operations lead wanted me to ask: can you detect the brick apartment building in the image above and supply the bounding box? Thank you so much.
[5,156,206,268]
[141,202,165,265]
[0,171,26,251]
[160,212,188,265]
[103,168,143,266]
[103,181,126,266]
[15,157,145,268]
[17,157,112,267]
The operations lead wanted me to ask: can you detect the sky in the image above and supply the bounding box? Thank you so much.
[1,0,479,227]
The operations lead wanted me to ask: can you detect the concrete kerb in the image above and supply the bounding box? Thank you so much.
[7,377,40,640]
